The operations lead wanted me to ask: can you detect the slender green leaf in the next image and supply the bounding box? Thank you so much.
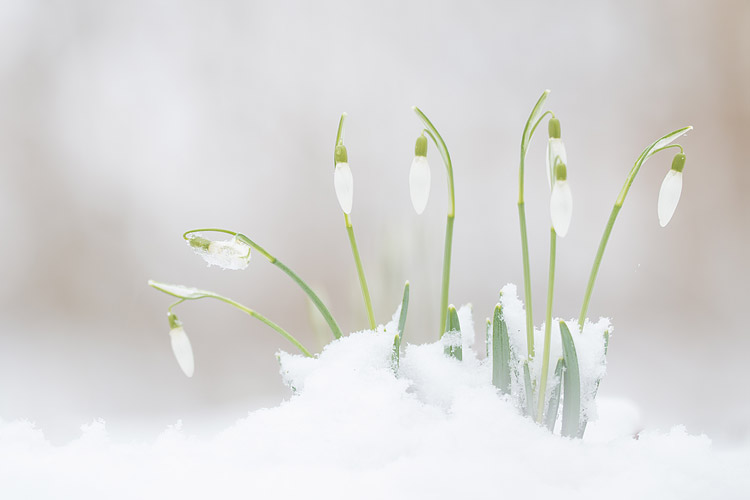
[642,127,692,162]
[397,281,410,339]
[545,357,564,432]
[492,304,511,395]
[391,281,410,373]
[580,328,610,437]
[148,280,216,300]
[485,318,491,358]
[391,334,401,373]
[444,305,462,361]
[522,89,551,151]
[523,361,536,420]
[560,321,581,438]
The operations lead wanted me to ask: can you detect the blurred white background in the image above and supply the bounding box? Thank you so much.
[0,0,748,445]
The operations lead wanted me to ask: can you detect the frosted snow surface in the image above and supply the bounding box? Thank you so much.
[2,287,748,499]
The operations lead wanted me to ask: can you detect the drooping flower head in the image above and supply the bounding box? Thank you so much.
[546,117,567,189]
[657,153,685,227]
[167,312,194,377]
[409,134,431,215]
[187,234,251,270]
[333,144,354,214]
[550,162,572,237]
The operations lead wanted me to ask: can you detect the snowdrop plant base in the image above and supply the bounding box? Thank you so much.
[148,91,698,440]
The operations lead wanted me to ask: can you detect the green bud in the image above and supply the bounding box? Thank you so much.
[555,162,567,181]
[188,236,211,251]
[671,153,686,173]
[167,312,181,330]
[414,135,428,157]
[334,144,348,164]
[548,118,561,139]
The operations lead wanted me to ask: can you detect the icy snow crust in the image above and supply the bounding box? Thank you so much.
[2,287,748,499]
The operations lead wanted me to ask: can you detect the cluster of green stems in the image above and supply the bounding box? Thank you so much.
[152,94,689,435]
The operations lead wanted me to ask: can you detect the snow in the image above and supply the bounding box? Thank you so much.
[1,289,748,499]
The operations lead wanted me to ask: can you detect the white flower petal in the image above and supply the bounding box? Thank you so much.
[546,138,567,189]
[658,169,682,227]
[409,156,431,214]
[334,162,354,214]
[550,180,572,237]
[169,326,194,377]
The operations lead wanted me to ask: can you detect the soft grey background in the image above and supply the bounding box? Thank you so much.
[1,0,748,444]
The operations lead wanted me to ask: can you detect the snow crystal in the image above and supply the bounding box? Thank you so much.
[188,234,251,270]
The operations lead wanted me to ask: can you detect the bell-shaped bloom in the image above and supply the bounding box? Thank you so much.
[657,169,683,227]
[550,163,572,237]
[168,318,194,377]
[334,161,354,214]
[546,138,567,189]
[409,155,431,214]
[188,235,251,270]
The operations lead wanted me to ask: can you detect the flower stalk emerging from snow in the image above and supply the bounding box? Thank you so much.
[412,106,456,337]
[578,131,691,327]
[181,228,342,340]
[334,113,376,329]
[409,134,431,215]
[148,94,692,439]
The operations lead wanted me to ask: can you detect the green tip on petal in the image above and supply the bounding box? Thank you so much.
[671,153,686,173]
[548,118,561,139]
[334,144,348,164]
[414,135,428,157]
[555,162,567,181]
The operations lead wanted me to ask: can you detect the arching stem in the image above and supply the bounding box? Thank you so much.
[578,127,692,327]
[412,106,455,338]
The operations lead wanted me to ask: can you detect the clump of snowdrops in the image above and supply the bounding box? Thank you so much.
[150,90,691,438]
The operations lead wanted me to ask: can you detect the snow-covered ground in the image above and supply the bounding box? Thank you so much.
[2,287,748,499]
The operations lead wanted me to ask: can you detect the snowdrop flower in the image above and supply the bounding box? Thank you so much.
[550,162,572,237]
[168,313,194,377]
[333,144,353,214]
[546,118,567,189]
[409,134,431,214]
[187,234,251,270]
[657,153,685,227]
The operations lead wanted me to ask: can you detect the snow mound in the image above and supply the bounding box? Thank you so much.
[1,303,748,499]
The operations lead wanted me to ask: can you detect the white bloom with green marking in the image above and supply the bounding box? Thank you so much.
[333,144,353,214]
[657,153,685,227]
[550,163,572,237]
[409,135,431,214]
[168,313,194,377]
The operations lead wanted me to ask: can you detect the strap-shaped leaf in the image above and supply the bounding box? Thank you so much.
[642,126,692,162]
[492,304,511,394]
[560,321,581,438]
[391,281,410,373]
[521,89,551,151]
[148,280,216,300]
[545,357,564,432]
[444,305,462,361]
[523,361,536,420]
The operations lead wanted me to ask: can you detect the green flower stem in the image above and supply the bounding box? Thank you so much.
[183,228,343,340]
[536,227,557,422]
[578,126,692,327]
[334,113,376,330]
[344,213,376,329]
[412,106,455,338]
[151,282,312,357]
[517,90,552,359]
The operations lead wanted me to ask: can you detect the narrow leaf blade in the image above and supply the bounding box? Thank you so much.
[560,321,581,438]
[148,280,215,300]
[545,357,565,432]
[492,304,511,394]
